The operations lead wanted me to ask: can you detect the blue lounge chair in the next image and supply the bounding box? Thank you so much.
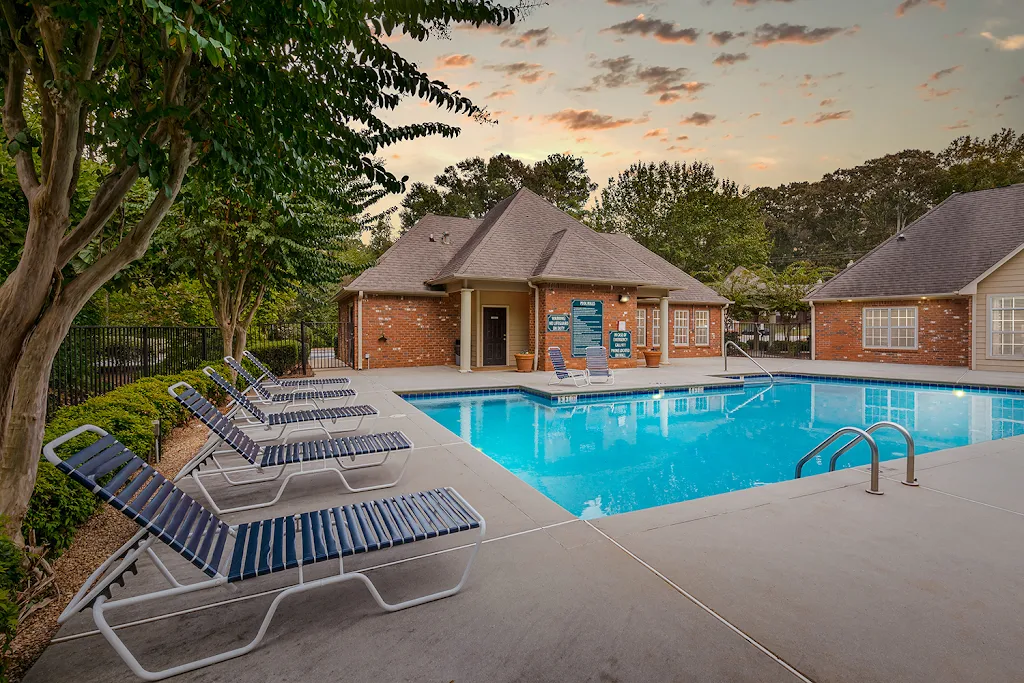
[225,356,355,409]
[547,346,590,387]
[242,349,350,388]
[585,346,614,384]
[203,366,378,439]
[170,382,413,514]
[45,425,484,681]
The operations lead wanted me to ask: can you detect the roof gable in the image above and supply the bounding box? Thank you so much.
[809,184,1024,300]
[345,187,728,301]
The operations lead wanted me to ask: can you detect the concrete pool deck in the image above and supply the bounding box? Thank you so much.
[24,360,1024,683]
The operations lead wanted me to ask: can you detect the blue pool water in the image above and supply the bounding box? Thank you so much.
[408,378,1024,518]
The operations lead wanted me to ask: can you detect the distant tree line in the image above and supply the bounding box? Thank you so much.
[401,128,1023,277]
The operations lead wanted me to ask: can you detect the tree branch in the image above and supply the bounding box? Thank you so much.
[57,165,140,268]
[1,52,40,195]
[59,129,192,309]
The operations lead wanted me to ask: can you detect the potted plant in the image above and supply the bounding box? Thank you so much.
[642,348,661,368]
[514,350,535,372]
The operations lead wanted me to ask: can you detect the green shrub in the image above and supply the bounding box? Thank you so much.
[23,361,234,553]
[0,530,23,683]
[248,341,300,376]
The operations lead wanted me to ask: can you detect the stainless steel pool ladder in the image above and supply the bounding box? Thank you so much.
[794,422,918,494]
[723,341,775,384]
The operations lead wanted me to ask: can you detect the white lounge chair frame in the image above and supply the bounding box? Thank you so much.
[46,425,485,682]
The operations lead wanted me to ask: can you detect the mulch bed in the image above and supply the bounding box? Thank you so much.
[8,418,210,680]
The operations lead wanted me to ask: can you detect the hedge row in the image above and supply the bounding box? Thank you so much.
[25,362,232,554]
[252,340,301,376]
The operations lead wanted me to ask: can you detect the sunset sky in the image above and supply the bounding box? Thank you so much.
[373,0,1023,217]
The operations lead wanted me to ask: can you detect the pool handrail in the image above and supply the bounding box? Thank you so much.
[828,421,918,487]
[794,426,883,495]
[724,341,775,384]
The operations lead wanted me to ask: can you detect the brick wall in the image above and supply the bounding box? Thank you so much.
[814,297,971,367]
[635,303,724,360]
[537,284,638,370]
[359,294,460,368]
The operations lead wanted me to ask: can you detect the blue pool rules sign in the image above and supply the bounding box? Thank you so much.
[608,330,632,359]
[571,299,604,357]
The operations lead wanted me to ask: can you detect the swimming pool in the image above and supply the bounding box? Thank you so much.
[407,377,1024,518]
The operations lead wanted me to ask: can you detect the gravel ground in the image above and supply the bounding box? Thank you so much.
[9,419,211,680]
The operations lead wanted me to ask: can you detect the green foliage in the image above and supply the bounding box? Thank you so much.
[716,263,835,319]
[400,153,597,227]
[590,161,770,279]
[0,530,22,682]
[756,128,1024,268]
[249,341,301,376]
[96,279,217,326]
[24,362,231,553]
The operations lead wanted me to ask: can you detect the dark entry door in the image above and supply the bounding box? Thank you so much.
[482,307,507,366]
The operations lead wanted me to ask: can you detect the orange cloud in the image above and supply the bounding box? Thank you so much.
[752,23,853,47]
[602,15,701,44]
[944,120,969,130]
[486,62,551,84]
[807,110,852,124]
[643,128,667,138]
[781,117,795,125]
[436,54,475,68]
[487,90,515,100]
[681,111,716,126]
[896,0,945,18]
[713,52,750,67]
[547,109,635,130]
[749,162,771,170]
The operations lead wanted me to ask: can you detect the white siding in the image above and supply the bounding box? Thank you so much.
[976,249,1024,372]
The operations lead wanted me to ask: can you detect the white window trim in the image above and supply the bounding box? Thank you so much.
[988,294,1024,359]
[862,306,919,350]
[636,309,647,348]
[651,308,660,348]
[673,309,689,346]
[694,309,710,346]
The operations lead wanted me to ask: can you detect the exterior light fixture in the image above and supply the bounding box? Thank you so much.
[619,294,630,303]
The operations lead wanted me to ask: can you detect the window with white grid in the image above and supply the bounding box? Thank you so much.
[990,296,1024,357]
[673,309,689,345]
[636,309,647,347]
[651,308,660,347]
[694,310,710,345]
[863,307,917,349]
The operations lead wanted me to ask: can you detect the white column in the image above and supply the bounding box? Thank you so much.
[809,301,816,361]
[460,288,474,373]
[660,296,670,366]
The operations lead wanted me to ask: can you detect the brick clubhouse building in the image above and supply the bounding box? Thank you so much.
[337,188,728,371]
[808,183,1024,370]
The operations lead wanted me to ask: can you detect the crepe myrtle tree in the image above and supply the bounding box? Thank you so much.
[156,173,388,363]
[0,0,520,538]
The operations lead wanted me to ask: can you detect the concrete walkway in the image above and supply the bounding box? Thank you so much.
[25,360,1024,683]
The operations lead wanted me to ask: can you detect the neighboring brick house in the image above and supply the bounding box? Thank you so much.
[807,183,1024,370]
[337,187,729,371]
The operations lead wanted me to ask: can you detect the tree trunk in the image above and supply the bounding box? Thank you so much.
[0,297,81,540]
[0,130,191,539]
[233,326,248,361]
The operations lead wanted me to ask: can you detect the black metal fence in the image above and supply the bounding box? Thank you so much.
[725,321,811,359]
[49,321,347,412]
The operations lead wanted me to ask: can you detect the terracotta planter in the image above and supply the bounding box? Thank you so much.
[514,353,535,372]
[642,350,662,368]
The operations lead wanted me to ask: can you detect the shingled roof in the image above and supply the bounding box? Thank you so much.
[808,184,1024,301]
[343,187,726,303]
[344,215,481,295]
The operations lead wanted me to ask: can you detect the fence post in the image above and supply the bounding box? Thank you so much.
[202,327,208,361]
[301,322,308,375]
[141,326,150,376]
